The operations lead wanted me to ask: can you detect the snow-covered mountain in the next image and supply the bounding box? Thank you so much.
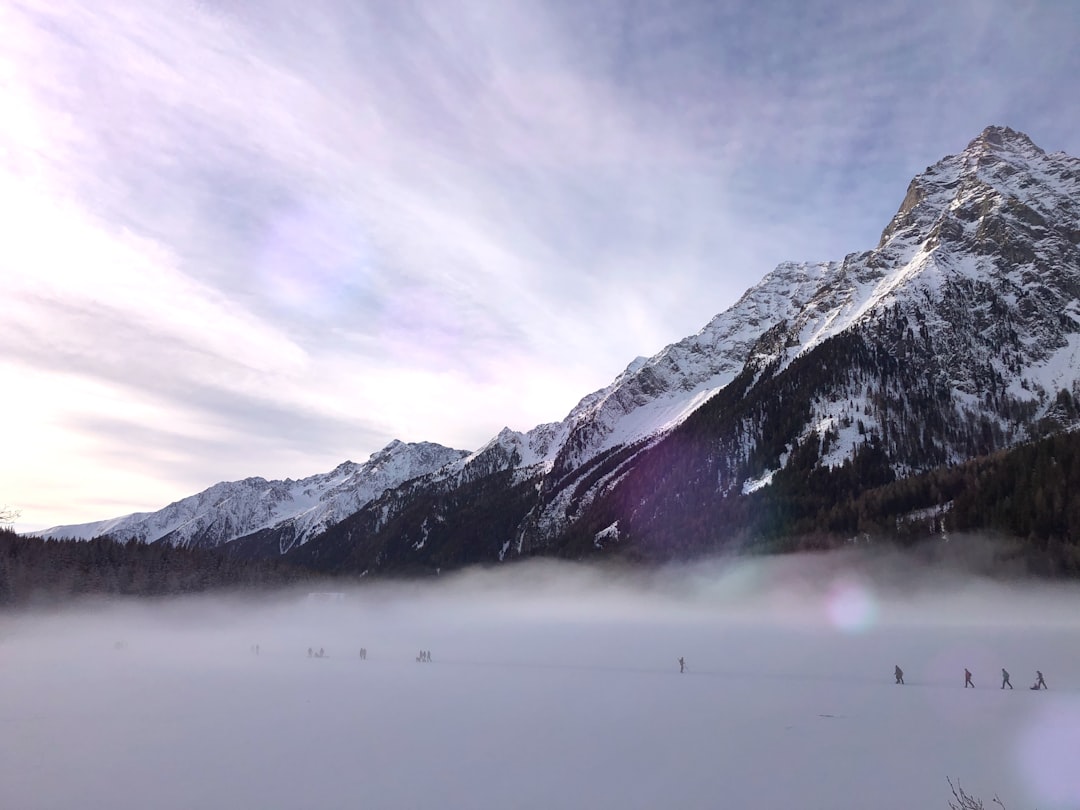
[39,126,1080,570]
[586,125,1077,465]
[297,125,1080,569]
[36,440,469,552]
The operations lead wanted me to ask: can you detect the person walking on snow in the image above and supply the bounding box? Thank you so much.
[894,665,904,684]
[1001,668,1013,689]
[1034,670,1047,689]
[964,668,974,688]
[678,657,686,673]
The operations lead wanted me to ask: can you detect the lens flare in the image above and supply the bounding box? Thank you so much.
[825,579,878,633]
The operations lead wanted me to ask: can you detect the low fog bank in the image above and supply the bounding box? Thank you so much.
[2,540,1079,810]
[5,535,1080,663]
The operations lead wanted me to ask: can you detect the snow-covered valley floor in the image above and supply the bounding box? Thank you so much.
[2,551,1079,809]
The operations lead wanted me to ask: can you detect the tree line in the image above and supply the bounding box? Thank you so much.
[0,529,320,607]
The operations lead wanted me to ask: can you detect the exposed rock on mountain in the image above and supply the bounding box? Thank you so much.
[36,441,469,553]
[38,126,1080,573]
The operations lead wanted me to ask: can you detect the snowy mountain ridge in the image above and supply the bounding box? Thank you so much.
[36,126,1080,567]
[36,440,469,550]
[758,125,1080,468]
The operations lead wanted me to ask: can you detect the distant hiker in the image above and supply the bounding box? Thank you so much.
[894,665,904,685]
[359,647,367,661]
[426,650,431,662]
[255,644,259,656]
[308,647,313,658]
[1001,668,1012,689]
[678,657,686,674]
[319,647,325,658]
[1035,670,1047,690]
[964,668,974,688]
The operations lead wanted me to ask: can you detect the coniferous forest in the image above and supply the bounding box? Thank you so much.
[576,425,1080,575]
[0,529,318,607]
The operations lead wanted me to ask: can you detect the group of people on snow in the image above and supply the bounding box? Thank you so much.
[894,665,1048,689]
[283,646,1049,690]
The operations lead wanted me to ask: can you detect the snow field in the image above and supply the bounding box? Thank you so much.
[2,558,1079,809]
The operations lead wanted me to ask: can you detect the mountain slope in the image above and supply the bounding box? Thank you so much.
[558,125,1080,558]
[36,441,469,552]
[297,125,1080,571]
[35,126,1080,574]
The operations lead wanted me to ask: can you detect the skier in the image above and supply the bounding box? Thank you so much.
[678,657,686,674]
[964,668,974,688]
[894,665,904,685]
[1034,670,1047,690]
[1001,668,1012,689]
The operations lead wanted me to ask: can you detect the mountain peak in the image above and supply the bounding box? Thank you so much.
[964,124,1040,154]
[876,125,1062,249]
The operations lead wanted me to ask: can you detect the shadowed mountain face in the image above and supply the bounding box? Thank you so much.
[38,127,1080,573]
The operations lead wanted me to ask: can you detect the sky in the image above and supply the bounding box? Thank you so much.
[3,552,1080,809]
[2,0,1079,532]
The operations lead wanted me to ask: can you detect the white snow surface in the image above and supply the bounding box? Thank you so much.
[593,521,619,549]
[3,551,1080,810]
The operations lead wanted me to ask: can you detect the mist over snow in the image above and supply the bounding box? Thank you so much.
[3,548,1080,809]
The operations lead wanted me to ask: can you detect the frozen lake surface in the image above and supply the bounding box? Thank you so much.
[2,553,1080,809]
